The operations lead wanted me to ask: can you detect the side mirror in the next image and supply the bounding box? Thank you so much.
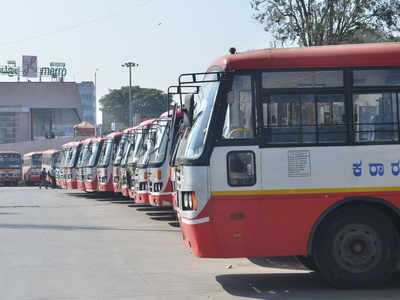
[183,94,194,127]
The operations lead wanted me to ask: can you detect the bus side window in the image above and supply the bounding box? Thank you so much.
[222,75,254,140]
[227,151,256,186]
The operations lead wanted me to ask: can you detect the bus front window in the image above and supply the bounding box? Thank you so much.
[177,78,220,160]
[149,120,169,164]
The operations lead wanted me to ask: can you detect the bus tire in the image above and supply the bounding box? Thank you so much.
[313,205,399,288]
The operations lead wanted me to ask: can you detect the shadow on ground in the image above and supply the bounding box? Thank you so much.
[216,272,400,299]
[0,223,179,232]
[136,207,172,212]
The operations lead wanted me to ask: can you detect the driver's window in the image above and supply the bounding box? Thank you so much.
[222,75,254,139]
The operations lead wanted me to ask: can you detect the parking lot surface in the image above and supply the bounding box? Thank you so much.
[1,187,400,300]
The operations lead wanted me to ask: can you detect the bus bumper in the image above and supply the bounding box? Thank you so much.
[149,192,173,207]
[135,191,149,204]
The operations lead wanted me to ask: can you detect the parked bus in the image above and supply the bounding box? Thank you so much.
[76,138,92,191]
[23,152,43,185]
[127,119,156,203]
[97,131,123,192]
[120,130,136,197]
[42,149,61,186]
[65,141,82,190]
[55,147,67,188]
[84,137,105,192]
[0,151,22,186]
[57,145,69,189]
[112,127,134,193]
[175,43,400,288]
[148,110,183,207]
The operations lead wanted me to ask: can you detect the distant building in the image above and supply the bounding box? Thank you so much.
[77,81,96,126]
[0,82,82,144]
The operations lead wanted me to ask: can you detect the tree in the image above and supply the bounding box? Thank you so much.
[99,86,168,130]
[250,0,400,46]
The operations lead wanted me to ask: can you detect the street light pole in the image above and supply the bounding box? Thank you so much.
[94,68,99,135]
[122,62,138,127]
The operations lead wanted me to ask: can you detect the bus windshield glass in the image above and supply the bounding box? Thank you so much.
[177,73,220,160]
[52,152,60,167]
[113,135,128,166]
[87,142,100,167]
[0,153,21,169]
[127,131,145,165]
[77,145,90,168]
[32,154,42,168]
[67,147,79,168]
[138,130,156,166]
[98,140,113,167]
[149,120,169,164]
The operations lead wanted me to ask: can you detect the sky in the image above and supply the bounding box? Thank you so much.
[0,0,271,123]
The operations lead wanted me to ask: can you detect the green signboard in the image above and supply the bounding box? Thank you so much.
[0,65,19,77]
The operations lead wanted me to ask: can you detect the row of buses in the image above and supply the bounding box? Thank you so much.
[0,150,62,186]
[56,108,181,209]
[11,43,400,288]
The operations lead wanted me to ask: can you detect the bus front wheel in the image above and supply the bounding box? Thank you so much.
[313,205,399,288]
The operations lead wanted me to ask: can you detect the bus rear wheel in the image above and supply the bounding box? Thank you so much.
[313,205,399,288]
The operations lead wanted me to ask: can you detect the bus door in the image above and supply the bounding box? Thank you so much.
[208,74,263,257]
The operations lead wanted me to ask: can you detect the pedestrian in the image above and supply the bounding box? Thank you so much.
[39,168,48,189]
[48,167,56,188]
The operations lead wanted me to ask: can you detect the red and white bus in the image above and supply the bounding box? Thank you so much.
[65,141,82,190]
[120,126,140,198]
[0,151,22,186]
[175,43,400,288]
[42,149,61,186]
[97,131,123,192]
[84,137,105,192]
[148,110,183,207]
[23,152,43,185]
[132,119,157,204]
[76,138,92,191]
[112,127,134,193]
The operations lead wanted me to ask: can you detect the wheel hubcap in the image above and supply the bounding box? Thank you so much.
[333,224,382,273]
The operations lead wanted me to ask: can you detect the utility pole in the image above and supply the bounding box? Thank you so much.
[121,62,138,126]
[94,68,99,135]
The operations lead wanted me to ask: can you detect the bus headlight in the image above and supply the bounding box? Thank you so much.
[182,192,197,211]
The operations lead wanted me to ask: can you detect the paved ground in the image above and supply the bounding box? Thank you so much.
[1,187,400,300]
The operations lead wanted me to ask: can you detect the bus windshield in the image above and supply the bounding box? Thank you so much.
[121,135,134,166]
[138,131,156,166]
[127,131,145,165]
[149,120,169,164]
[32,154,42,168]
[113,135,128,166]
[77,145,90,168]
[54,151,64,168]
[177,75,220,160]
[98,140,113,167]
[0,154,21,169]
[87,141,100,167]
[52,152,60,167]
[67,147,79,168]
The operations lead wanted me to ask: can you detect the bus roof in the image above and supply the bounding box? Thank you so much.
[211,43,400,71]
[138,118,156,127]
[0,151,20,155]
[24,151,43,157]
[42,149,60,155]
[105,131,123,139]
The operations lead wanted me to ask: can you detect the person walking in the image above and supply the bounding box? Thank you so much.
[48,167,56,188]
[39,168,48,189]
